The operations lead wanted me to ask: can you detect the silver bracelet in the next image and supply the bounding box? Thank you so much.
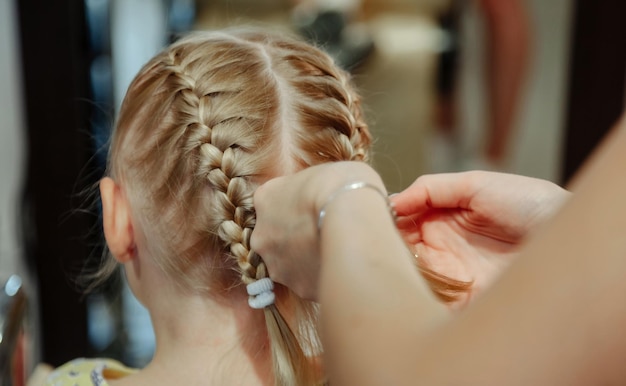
[317,181,397,231]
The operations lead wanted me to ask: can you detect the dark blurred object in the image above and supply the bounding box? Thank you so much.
[0,275,28,386]
[562,0,626,184]
[167,0,197,42]
[294,9,374,71]
[18,0,92,367]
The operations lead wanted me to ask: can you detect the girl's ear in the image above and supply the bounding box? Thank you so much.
[100,177,136,263]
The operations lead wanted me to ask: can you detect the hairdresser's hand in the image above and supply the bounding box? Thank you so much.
[252,162,384,300]
[392,171,570,302]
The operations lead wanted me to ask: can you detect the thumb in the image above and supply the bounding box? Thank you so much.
[391,181,430,217]
[391,172,479,216]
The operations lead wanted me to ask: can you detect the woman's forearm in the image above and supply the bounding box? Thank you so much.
[319,185,448,385]
[319,120,626,385]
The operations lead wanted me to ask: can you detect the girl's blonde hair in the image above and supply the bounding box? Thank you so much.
[103,28,469,385]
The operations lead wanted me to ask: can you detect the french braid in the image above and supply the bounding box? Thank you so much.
[165,34,320,385]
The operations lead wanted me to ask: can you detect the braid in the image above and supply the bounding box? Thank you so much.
[166,39,318,385]
[270,42,372,167]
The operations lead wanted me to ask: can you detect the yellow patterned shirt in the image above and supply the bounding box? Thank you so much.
[44,358,136,386]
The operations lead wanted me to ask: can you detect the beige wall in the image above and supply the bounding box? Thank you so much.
[0,0,26,277]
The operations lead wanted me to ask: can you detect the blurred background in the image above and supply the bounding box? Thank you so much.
[0,0,624,381]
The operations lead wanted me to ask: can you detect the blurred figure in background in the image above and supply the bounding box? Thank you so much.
[432,0,530,171]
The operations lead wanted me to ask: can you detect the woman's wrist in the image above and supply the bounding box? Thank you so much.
[309,162,386,220]
[317,181,394,231]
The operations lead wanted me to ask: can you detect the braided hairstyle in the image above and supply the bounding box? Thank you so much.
[105,28,469,385]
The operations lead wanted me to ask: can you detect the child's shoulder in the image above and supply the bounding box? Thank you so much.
[44,357,137,386]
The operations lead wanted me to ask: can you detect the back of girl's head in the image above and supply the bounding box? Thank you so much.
[106,27,470,385]
[107,28,371,385]
[109,29,370,290]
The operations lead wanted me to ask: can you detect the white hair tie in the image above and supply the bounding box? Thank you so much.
[247,277,275,309]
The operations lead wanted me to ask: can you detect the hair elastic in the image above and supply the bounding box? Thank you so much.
[246,277,275,309]
[317,181,397,231]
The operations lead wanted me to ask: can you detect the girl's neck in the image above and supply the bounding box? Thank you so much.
[111,286,274,385]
